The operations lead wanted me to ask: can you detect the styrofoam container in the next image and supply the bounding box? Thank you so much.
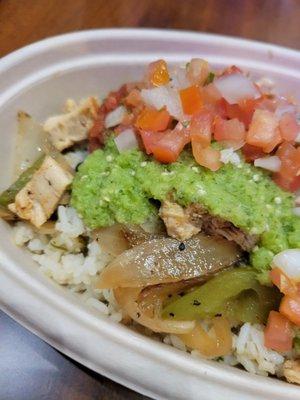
[0,29,299,400]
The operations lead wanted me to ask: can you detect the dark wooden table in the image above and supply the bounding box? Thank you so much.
[0,1,299,399]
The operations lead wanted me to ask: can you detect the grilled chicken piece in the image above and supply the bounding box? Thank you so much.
[159,201,257,251]
[283,360,300,384]
[159,200,200,241]
[43,97,99,151]
[8,156,73,227]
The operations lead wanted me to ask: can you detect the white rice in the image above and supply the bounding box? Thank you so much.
[12,206,290,378]
[12,205,122,320]
[55,205,85,237]
[231,323,284,376]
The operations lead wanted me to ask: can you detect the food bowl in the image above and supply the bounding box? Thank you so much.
[0,29,299,400]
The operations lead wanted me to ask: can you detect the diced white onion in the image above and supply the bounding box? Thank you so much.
[169,67,190,90]
[255,77,275,92]
[220,148,241,165]
[295,132,300,144]
[295,196,300,206]
[105,106,126,128]
[293,207,300,217]
[114,129,138,152]
[275,104,297,118]
[272,249,300,280]
[214,73,260,104]
[141,87,183,120]
[14,112,45,178]
[254,156,281,172]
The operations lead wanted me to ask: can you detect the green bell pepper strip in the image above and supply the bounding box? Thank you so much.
[162,267,281,324]
[0,155,45,208]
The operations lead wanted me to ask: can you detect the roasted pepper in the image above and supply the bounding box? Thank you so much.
[162,267,281,324]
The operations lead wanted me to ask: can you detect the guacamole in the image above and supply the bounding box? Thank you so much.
[71,139,300,277]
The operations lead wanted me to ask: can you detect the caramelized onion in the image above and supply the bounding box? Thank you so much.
[114,286,195,334]
[178,317,232,358]
[122,224,164,247]
[93,224,130,257]
[14,112,74,179]
[0,205,18,221]
[97,233,241,289]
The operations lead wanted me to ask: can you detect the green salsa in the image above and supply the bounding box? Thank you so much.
[71,139,300,278]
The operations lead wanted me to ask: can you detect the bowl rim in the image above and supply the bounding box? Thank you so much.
[0,28,300,399]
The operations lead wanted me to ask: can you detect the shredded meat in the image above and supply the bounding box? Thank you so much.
[283,360,300,384]
[186,204,258,251]
[159,201,257,251]
[159,200,200,241]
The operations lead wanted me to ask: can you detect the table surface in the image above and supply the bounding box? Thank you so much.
[0,0,299,399]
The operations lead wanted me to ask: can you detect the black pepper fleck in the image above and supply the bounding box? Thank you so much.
[75,162,83,172]
[178,242,185,251]
[169,312,175,317]
[136,312,141,318]
[214,313,222,317]
[193,300,201,306]
[231,326,240,335]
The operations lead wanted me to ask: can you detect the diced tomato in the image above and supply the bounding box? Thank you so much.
[179,86,203,115]
[135,107,171,132]
[202,83,222,104]
[190,109,214,146]
[150,129,190,163]
[290,175,300,192]
[264,311,294,352]
[279,113,299,142]
[273,170,300,192]
[280,295,300,326]
[147,59,170,87]
[270,267,299,297]
[223,102,241,120]
[192,142,221,171]
[246,109,281,153]
[125,89,143,108]
[242,144,265,162]
[103,84,128,112]
[239,98,262,128]
[139,130,166,154]
[214,116,246,142]
[256,96,277,113]
[276,142,300,180]
[223,96,275,129]
[88,85,129,152]
[119,112,135,127]
[221,65,242,76]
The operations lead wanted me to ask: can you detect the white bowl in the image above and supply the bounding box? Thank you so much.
[0,29,299,400]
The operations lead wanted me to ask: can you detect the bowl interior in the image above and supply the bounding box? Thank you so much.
[0,30,300,400]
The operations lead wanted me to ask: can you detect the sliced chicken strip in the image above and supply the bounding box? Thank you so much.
[8,156,73,227]
[159,200,200,241]
[43,97,99,151]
